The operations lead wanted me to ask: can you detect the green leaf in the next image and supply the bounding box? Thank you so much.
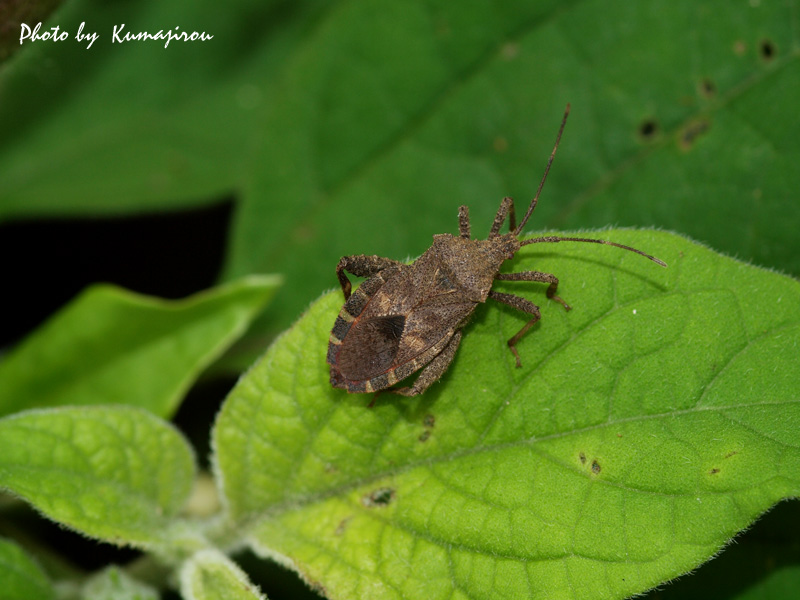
[0,0,325,217]
[644,501,800,600]
[180,550,268,600]
[80,566,158,600]
[2,1,798,344]
[0,537,54,600]
[0,406,197,550]
[0,276,280,419]
[212,230,800,600]
[223,0,800,335]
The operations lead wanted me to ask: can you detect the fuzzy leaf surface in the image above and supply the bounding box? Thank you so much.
[645,501,800,600]
[213,230,800,600]
[0,276,280,419]
[0,406,197,550]
[180,550,268,600]
[0,537,54,600]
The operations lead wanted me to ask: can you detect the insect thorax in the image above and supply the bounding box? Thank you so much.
[427,233,519,301]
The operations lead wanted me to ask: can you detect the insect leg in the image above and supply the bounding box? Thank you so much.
[336,255,402,300]
[488,291,542,368]
[495,271,571,310]
[393,330,463,397]
[458,206,471,239]
[489,197,517,237]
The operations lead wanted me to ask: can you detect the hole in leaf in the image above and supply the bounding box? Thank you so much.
[638,118,659,141]
[759,38,776,61]
[362,487,395,508]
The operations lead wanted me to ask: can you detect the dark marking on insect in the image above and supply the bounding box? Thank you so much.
[591,460,601,475]
[328,104,667,397]
[361,487,395,508]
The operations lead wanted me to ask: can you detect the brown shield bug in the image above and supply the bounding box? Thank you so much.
[327,104,666,397]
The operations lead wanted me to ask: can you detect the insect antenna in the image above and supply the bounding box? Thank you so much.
[521,235,667,267]
[513,103,666,268]
[513,103,571,236]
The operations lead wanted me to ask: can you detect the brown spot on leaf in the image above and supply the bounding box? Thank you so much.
[435,20,451,37]
[679,118,710,151]
[725,451,738,459]
[579,452,587,464]
[733,39,746,56]
[493,136,509,153]
[418,430,431,442]
[591,460,601,474]
[501,42,519,60]
[335,516,352,536]
[423,413,436,428]
[292,223,314,242]
[362,487,395,508]
[710,468,720,475]
[699,78,716,98]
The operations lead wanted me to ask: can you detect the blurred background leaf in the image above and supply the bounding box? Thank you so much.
[0,0,798,598]
[1,0,797,351]
[0,0,64,64]
[0,536,54,600]
[0,277,279,419]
